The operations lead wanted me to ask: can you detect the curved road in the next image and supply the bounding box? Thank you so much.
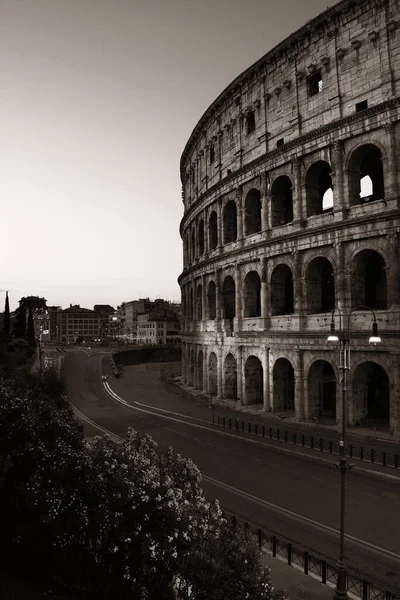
[61,350,400,594]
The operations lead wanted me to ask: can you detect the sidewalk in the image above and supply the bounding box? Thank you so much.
[261,554,334,600]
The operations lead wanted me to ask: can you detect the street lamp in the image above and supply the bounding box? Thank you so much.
[327,305,381,600]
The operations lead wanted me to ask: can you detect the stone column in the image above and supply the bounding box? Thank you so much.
[332,140,346,217]
[293,251,305,328]
[294,349,305,420]
[236,185,244,246]
[217,344,223,399]
[193,344,199,389]
[237,345,244,404]
[388,233,400,307]
[203,345,208,394]
[292,156,304,226]
[385,122,398,200]
[260,172,269,233]
[262,346,271,411]
[193,217,198,261]
[261,258,270,329]
[193,281,197,324]
[181,342,187,384]
[335,242,346,312]
[204,208,210,257]
[234,264,242,332]
[390,353,400,438]
[201,274,207,321]
[215,268,222,324]
[218,199,223,251]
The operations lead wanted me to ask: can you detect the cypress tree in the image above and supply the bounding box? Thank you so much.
[3,291,10,336]
[27,306,36,347]
[13,306,26,339]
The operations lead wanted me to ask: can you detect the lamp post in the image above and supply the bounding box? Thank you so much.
[327,305,381,600]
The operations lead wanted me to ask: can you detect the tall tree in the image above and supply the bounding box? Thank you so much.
[3,292,10,337]
[13,306,26,339]
[27,306,36,347]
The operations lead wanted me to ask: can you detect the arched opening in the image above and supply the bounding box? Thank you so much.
[189,287,193,320]
[273,358,295,412]
[198,220,205,256]
[306,257,335,314]
[186,233,191,264]
[208,352,218,395]
[244,189,262,235]
[271,176,293,227]
[244,356,263,404]
[308,361,336,420]
[243,271,261,317]
[184,236,189,265]
[189,348,195,386]
[207,281,216,320]
[305,160,333,216]
[224,353,237,399]
[209,211,218,250]
[348,144,384,205]
[223,200,237,244]
[196,284,203,321]
[352,362,389,428]
[222,276,236,320]
[270,264,294,315]
[197,350,204,390]
[351,250,387,310]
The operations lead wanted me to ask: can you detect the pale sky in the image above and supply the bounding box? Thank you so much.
[1,0,332,312]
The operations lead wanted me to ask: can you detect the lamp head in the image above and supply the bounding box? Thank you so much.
[327,320,339,343]
[369,321,381,345]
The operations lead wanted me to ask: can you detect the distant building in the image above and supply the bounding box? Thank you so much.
[57,304,100,344]
[93,304,115,339]
[121,298,181,343]
[137,308,180,346]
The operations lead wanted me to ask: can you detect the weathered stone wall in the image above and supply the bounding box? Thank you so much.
[179,0,400,437]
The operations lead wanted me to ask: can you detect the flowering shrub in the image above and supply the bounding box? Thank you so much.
[0,370,284,599]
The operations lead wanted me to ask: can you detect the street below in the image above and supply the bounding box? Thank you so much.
[60,350,400,594]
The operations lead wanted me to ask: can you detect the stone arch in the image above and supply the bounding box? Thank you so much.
[273,358,295,412]
[208,351,218,395]
[223,200,237,244]
[198,219,205,256]
[307,360,337,419]
[305,160,333,217]
[347,143,385,206]
[243,271,261,317]
[305,256,335,314]
[207,280,216,320]
[197,350,204,390]
[224,353,237,399]
[270,264,294,315]
[196,283,203,321]
[244,355,263,404]
[351,249,387,310]
[222,276,236,319]
[209,210,218,250]
[244,189,262,235]
[352,362,390,428]
[271,175,293,227]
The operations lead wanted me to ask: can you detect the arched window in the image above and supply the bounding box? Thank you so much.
[305,161,333,216]
[244,189,262,235]
[244,356,263,404]
[348,144,384,205]
[207,281,216,320]
[224,353,238,399]
[271,176,293,227]
[352,362,389,427]
[198,219,205,256]
[197,350,204,390]
[307,361,336,419]
[208,211,218,250]
[208,352,218,395]
[222,276,236,319]
[273,358,295,411]
[270,264,294,315]
[306,257,335,314]
[243,271,261,317]
[223,201,237,244]
[351,250,387,309]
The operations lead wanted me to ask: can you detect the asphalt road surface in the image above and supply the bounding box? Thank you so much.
[60,350,400,594]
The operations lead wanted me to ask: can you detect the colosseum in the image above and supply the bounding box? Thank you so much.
[178,0,400,437]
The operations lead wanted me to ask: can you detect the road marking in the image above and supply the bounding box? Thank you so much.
[70,403,400,565]
[312,476,324,482]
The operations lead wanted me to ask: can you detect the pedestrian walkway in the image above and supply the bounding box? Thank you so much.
[261,554,334,600]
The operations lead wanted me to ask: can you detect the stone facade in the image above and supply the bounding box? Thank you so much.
[178,0,400,437]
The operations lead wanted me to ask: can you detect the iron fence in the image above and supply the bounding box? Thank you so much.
[214,414,400,469]
[222,511,400,600]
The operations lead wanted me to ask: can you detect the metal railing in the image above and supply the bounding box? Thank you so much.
[214,414,400,469]
[222,511,400,600]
